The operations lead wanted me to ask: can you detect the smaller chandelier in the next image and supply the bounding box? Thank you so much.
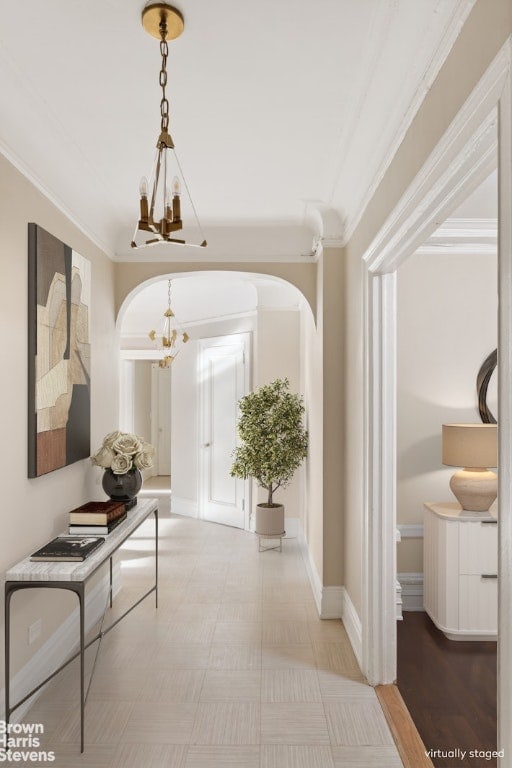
[149,279,189,367]
[132,3,207,249]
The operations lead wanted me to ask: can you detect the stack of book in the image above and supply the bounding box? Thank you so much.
[69,500,127,535]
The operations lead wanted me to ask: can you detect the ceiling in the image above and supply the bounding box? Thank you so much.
[0,0,475,260]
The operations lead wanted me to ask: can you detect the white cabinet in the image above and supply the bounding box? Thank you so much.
[423,502,497,641]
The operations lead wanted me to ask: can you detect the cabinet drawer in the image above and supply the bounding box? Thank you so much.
[458,520,497,575]
[459,574,497,632]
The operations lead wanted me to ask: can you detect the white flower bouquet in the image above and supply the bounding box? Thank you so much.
[91,431,155,475]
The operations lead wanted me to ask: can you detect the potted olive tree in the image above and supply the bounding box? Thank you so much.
[231,378,308,536]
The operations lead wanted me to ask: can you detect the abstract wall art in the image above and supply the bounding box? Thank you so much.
[28,224,91,477]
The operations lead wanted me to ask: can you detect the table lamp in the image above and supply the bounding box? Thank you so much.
[442,423,498,514]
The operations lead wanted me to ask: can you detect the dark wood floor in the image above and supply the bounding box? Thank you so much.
[397,612,497,768]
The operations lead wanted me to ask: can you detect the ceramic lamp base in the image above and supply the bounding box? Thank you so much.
[450,468,497,512]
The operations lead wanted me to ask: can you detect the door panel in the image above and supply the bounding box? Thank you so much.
[200,335,249,528]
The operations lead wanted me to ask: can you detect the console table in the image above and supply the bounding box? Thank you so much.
[4,497,158,753]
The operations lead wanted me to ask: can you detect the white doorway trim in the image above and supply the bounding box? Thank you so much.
[361,35,512,756]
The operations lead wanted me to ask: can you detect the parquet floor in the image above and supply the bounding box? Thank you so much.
[19,489,404,767]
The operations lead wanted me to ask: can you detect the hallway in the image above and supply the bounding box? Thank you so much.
[21,493,402,767]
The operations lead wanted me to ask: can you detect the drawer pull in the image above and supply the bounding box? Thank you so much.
[481,519,497,525]
[481,574,498,579]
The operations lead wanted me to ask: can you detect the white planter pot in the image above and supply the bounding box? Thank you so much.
[255,503,285,536]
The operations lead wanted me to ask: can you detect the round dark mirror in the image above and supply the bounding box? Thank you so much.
[477,349,497,424]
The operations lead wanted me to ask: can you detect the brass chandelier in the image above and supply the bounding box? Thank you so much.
[149,279,189,367]
[132,3,207,249]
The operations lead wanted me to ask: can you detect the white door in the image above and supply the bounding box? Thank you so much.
[200,335,250,529]
[151,364,172,475]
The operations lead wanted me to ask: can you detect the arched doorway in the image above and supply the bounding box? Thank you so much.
[117,271,316,536]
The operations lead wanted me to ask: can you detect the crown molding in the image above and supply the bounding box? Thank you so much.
[302,203,345,259]
[0,137,115,260]
[340,0,477,248]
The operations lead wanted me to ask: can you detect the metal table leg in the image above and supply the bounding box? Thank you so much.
[4,583,13,735]
[4,582,86,752]
[77,584,85,753]
[154,508,158,608]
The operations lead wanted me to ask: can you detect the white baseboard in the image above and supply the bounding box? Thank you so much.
[297,523,344,619]
[1,573,114,722]
[341,587,363,669]
[295,524,363,670]
[297,522,323,616]
[397,572,424,612]
[397,524,424,538]
[171,496,199,518]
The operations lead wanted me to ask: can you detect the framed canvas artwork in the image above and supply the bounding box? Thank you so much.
[28,223,91,477]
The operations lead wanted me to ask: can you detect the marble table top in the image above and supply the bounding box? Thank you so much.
[5,498,158,583]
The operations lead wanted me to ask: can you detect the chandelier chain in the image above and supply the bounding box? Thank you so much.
[159,22,169,133]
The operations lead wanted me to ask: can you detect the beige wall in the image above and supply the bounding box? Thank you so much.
[0,154,117,686]
[171,338,199,511]
[256,310,300,390]
[321,248,344,587]
[397,250,497,573]
[300,248,344,588]
[133,360,152,442]
[343,0,512,616]
[341,248,363,610]
[256,309,302,518]
[301,294,324,578]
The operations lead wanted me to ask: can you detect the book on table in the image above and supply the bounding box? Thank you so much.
[69,512,127,535]
[69,500,126,525]
[30,536,105,562]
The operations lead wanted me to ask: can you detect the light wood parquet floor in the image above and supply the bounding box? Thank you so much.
[21,490,404,767]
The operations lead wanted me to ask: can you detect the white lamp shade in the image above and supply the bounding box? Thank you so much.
[442,423,497,469]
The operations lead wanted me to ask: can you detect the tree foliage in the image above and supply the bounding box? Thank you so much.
[230,378,308,506]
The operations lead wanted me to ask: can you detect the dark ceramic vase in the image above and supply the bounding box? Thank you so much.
[102,468,142,504]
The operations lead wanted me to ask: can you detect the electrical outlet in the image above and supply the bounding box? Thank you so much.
[28,619,42,645]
